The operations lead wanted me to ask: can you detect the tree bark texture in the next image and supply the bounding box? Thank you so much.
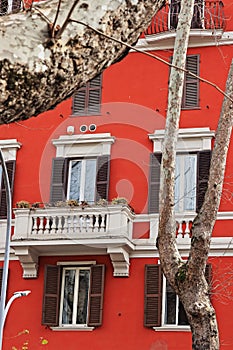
[156,1,233,349]
[0,0,165,124]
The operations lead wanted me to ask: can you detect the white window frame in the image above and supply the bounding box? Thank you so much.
[59,266,91,327]
[51,261,96,331]
[162,275,189,327]
[67,158,97,203]
[174,153,197,213]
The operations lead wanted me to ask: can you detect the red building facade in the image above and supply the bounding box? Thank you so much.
[0,1,233,349]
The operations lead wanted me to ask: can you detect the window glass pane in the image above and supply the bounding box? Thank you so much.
[174,156,181,211]
[84,159,97,203]
[62,269,76,324]
[178,300,189,325]
[165,281,176,324]
[76,270,90,324]
[69,161,81,201]
[184,155,197,211]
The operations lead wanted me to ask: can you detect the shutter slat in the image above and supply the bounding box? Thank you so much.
[42,265,61,326]
[50,158,68,203]
[88,264,105,327]
[196,150,211,212]
[96,156,110,201]
[144,265,162,327]
[0,160,16,219]
[148,153,162,213]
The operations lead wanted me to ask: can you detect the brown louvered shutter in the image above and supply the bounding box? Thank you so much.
[88,264,105,327]
[148,153,162,213]
[196,150,211,212]
[182,55,200,109]
[72,88,86,115]
[144,264,162,327]
[88,75,102,115]
[0,0,8,15]
[0,267,3,298]
[72,74,102,116]
[42,265,61,326]
[12,0,21,12]
[95,155,110,201]
[0,160,16,219]
[50,158,68,204]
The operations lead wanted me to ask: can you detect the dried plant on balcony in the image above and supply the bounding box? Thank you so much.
[16,200,30,208]
[111,197,128,205]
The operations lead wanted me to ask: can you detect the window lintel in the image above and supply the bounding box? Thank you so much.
[149,127,214,152]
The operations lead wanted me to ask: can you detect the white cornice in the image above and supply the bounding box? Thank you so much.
[135,30,233,52]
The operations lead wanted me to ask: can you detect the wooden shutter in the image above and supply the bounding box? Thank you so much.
[72,88,86,116]
[144,264,162,327]
[0,160,16,219]
[72,74,102,116]
[95,155,110,201]
[0,267,3,298]
[50,158,68,204]
[88,264,105,327]
[12,0,21,12]
[182,55,200,109]
[42,265,61,326]
[196,150,211,212]
[0,0,8,15]
[148,153,162,213]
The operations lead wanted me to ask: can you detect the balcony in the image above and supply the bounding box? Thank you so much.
[145,1,226,36]
[11,204,135,278]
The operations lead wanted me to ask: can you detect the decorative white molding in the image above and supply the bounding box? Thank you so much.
[0,138,21,161]
[149,127,215,152]
[107,247,130,277]
[13,246,38,278]
[135,30,233,51]
[52,133,115,157]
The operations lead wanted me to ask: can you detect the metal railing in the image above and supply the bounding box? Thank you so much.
[145,1,226,36]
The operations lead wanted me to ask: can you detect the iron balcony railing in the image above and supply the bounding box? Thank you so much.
[145,0,226,36]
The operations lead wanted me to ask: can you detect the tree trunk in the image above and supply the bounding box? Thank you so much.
[157,0,232,349]
[0,0,165,124]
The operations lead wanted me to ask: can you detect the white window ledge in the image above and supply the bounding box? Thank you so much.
[153,326,190,332]
[50,326,94,331]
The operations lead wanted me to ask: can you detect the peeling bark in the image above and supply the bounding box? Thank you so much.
[0,0,165,124]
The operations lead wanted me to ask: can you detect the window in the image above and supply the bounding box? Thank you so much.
[144,264,211,328]
[50,155,110,204]
[163,278,188,326]
[148,150,211,214]
[72,74,102,116]
[42,264,105,328]
[170,1,203,30]
[174,154,197,212]
[67,159,97,203]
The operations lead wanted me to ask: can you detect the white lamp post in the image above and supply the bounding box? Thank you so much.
[0,290,31,350]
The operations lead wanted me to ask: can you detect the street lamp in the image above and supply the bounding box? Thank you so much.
[1,291,31,349]
[0,290,31,350]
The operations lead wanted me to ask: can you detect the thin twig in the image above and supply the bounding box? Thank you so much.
[51,0,62,38]
[55,0,80,39]
[72,19,233,104]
